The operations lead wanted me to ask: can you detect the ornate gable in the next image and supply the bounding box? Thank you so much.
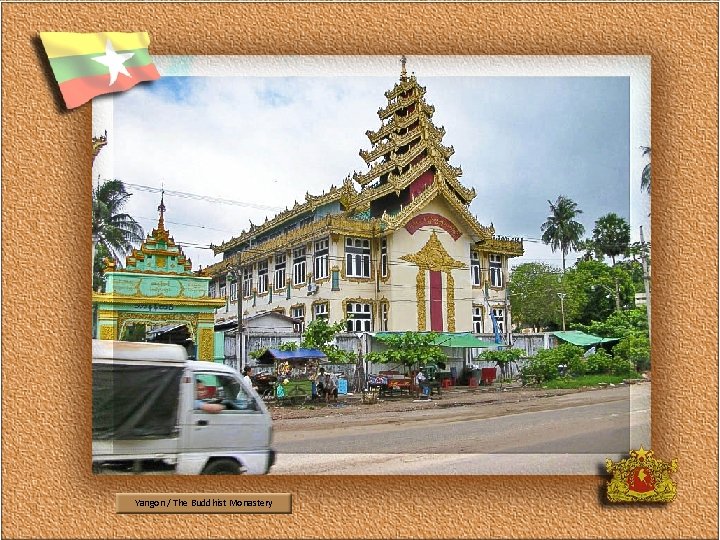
[110,193,194,276]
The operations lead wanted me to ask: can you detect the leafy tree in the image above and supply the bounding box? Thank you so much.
[575,238,603,263]
[562,261,636,326]
[278,341,299,352]
[574,308,648,340]
[92,179,144,286]
[366,332,445,372]
[592,213,630,265]
[301,318,352,364]
[640,146,651,193]
[477,348,524,380]
[509,263,564,330]
[540,195,586,271]
[613,333,650,372]
[93,243,110,292]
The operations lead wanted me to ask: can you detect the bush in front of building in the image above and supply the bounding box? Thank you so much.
[521,343,636,385]
[612,333,650,373]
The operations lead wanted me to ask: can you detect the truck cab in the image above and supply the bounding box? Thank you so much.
[92,340,274,475]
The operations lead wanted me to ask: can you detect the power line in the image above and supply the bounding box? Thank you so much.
[125,183,284,212]
[135,215,237,234]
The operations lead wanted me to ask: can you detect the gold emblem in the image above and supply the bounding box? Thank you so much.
[606,447,678,503]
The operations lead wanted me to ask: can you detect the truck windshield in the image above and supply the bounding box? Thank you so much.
[195,373,257,411]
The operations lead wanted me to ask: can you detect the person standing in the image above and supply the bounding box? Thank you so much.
[415,370,429,399]
[314,367,326,400]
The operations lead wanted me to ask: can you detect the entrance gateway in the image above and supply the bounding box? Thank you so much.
[92,195,226,360]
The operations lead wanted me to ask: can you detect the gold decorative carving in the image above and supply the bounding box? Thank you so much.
[97,310,118,320]
[400,232,466,272]
[401,232,465,333]
[205,215,376,277]
[212,179,359,255]
[447,272,456,332]
[117,313,198,342]
[376,86,427,119]
[476,236,525,256]
[92,131,108,163]
[416,271,426,331]
[92,292,226,308]
[99,325,116,340]
[198,328,214,361]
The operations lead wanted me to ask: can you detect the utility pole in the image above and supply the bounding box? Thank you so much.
[613,277,622,312]
[557,292,567,331]
[228,255,244,372]
[639,226,651,334]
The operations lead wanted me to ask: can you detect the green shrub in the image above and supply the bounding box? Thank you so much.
[613,333,650,372]
[521,348,566,384]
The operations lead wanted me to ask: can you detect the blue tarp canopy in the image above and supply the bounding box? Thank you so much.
[257,348,327,364]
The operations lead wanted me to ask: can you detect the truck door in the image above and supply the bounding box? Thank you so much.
[183,372,270,453]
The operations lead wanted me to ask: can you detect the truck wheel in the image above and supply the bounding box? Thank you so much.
[202,459,242,475]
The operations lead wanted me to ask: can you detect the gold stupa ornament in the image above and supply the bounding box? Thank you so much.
[606,447,678,503]
[353,57,475,206]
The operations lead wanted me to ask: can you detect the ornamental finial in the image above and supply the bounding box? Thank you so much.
[157,189,166,231]
[400,55,407,80]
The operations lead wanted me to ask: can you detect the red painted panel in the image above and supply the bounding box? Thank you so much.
[408,169,434,201]
[405,213,462,241]
[430,270,443,331]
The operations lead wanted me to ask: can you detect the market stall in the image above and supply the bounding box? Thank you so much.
[256,348,327,404]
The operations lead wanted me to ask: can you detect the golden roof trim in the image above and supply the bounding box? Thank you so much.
[206,215,378,277]
[384,76,421,100]
[92,293,227,307]
[380,178,493,241]
[377,87,427,119]
[212,179,359,255]
[476,236,525,256]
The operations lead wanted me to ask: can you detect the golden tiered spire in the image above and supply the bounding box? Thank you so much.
[353,65,475,206]
[157,190,167,232]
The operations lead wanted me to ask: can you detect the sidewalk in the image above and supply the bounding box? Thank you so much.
[268,380,647,421]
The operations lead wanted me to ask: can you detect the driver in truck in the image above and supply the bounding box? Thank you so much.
[195,381,226,413]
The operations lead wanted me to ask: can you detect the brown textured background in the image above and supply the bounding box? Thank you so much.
[1,3,718,539]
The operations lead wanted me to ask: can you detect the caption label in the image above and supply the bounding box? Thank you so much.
[116,493,292,514]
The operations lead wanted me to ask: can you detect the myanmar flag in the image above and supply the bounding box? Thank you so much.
[39,32,160,109]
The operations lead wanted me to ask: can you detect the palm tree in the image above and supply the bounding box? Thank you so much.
[592,213,630,265]
[540,195,586,272]
[640,146,651,193]
[92,179,144,290]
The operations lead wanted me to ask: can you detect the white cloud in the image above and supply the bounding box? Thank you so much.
[94,56,650,271]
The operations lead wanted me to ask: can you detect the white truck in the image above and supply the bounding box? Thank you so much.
[92,340,275,475]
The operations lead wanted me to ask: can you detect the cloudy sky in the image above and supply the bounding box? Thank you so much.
[93,56,650,271]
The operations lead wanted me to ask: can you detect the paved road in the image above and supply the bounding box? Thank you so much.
[269,384,650,475]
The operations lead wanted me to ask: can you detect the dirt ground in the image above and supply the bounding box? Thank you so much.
[267,380,646,424]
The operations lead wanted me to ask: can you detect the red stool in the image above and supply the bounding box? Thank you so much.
[468,377,478,388]
[441,378,451,389]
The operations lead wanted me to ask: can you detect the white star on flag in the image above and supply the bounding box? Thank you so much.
[91,40,135,86]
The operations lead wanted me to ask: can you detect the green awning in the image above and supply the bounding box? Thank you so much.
[373,332,497,349]
[433,333,498,348]
[552,331,619,347]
